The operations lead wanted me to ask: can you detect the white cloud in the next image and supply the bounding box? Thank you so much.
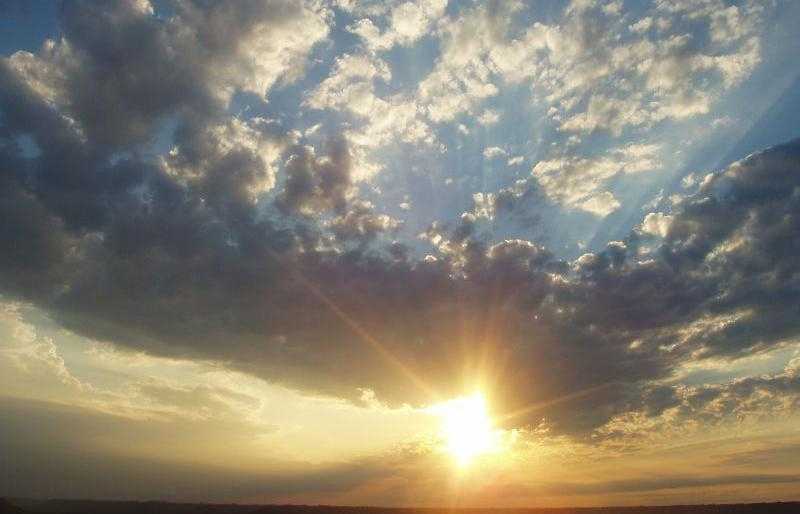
[423,0,765,136]
[477,109,501,125]
[306,54,392,115]
[603,0,623,16]
[532,143,662,216]
[578,191,621,217]
[175,0,331,100]
[629,16,653,34]
[163,116,291,200]
[415,3,520,122]
[307,53,434,179]
[641,212,674,237]
[483,146,506,159]
[471,192,496,220]
[348,0,447,51]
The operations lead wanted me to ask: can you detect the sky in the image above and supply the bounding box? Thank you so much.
[1,0,800,508]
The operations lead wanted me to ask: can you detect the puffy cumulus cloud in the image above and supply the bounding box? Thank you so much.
[312,0,765,187]
[641,212,674,238]
[164,116,297,208]
[482,146,506,159]
[307,54,393,115]
[477,108,501,125]
[416,2,518,122]
[531,143,662,216]
[348,0,447,51]
[578,191,621,217]
[171,0,330,99]
[414,0,766,134]
[0,0,327,246]
[328,200,403,246]
[277,139,353,215]
[306,53,434,179]
[3,0,800,444]
[4,0,329,150]
[629,16,654,34]
[552,0,763,134]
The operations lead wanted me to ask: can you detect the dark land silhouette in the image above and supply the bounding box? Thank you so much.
[3,499,800,514]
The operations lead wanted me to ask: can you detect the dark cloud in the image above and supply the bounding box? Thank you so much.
[278,139,352,215]
[329,199,402,246]
[2,1,800,440]
[57,1,215,150]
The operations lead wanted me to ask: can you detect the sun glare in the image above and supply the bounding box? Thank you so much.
[434,393,498,466]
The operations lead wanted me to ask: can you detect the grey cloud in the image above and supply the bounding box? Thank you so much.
[329,200,402,246]
[56,0,215,150]
[278,139,352,215]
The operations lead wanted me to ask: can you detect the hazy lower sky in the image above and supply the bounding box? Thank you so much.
[1,0,800,507]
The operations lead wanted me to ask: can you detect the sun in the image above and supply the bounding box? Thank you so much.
[433,392,498,466]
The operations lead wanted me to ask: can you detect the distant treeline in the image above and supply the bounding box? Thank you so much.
[3,499,800,514]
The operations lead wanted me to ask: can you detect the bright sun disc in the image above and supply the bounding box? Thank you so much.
[434,393,498,466]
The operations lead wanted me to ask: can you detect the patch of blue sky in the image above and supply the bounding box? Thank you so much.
[0,1,59,56]
[14,133,41,159]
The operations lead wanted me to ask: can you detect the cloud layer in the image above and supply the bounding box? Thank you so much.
[1,0,799,448]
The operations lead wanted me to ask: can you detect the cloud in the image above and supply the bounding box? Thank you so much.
[531,143,662,216]
[477,109,501,125]
[415,3,519,122]
[10,135,800,438]
[578,191,621,217]
[348,0,447,51]
[328,200,403,245]
[416,0,766,134]
[306,52,435,178]
[482,146,506,159]
[2,1,800,445]
[595,362,800,443]
[277,138,353,215]
[640,212,674,237]
[5,0,329,149]
[629,16,653,34]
